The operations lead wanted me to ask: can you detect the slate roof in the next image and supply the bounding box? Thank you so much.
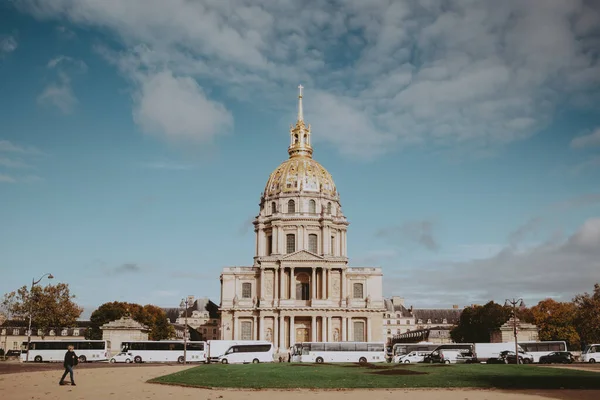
[383,299,412,316]
[412,309,462,324]
[163,297,220,323]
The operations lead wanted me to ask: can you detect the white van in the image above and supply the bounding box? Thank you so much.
[582,344,599,363]
[397,351,430,363]
[473,343,524,363]
[218,342,274,364]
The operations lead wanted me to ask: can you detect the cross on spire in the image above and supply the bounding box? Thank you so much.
[297,84,304,121]
[298,84,303,97]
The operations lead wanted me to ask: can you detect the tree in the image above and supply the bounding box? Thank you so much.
[1,283,82,336]
[574,283,600,346]
[530,299,580,350]
[87,302,174,340]
[451,301,512,343]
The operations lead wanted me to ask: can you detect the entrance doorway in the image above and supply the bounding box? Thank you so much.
[296,328,309,343]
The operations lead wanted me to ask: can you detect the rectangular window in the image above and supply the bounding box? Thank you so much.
[241,321,252,340]
[353,322,365,342]
[353,283,363,299]
[286,234,295,254]
[308,234,318,253]
[266,235,272,255]
[242,282,252,299]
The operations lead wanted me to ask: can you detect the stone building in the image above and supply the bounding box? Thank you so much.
[490,317,539,343]
[1,320,91,354]
[165,297,221,341]
[220,87,385,352]
[100,316,150,355]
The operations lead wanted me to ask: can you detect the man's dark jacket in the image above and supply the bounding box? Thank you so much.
[64,351,78,368]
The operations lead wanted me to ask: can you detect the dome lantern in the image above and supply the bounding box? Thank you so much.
[288,84,313,159]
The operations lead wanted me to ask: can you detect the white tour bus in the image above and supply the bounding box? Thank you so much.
[392,342,439,363]
[217,341,274,364]
[518,341,567,363]
[207,340,266,363]
[292,342,386,363]
[582,344,599,363]
[121,340,207,364]
[21,340,110,363]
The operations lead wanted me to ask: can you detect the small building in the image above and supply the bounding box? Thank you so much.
[164,297,221,341]
[391,327,455,344]
[490,317,539,343]
[1,320,90,354]
[100,316,150,355]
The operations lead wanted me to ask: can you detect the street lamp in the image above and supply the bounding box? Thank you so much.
[26,273,53,362]
[504,298,525,365]
[179,298,190,365]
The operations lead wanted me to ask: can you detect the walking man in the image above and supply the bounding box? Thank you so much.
[59,345,78,386]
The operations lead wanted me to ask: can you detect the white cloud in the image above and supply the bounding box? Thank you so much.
[0,156,32,169]
[0,173,16,183]
[0,35,17,54]
[571,127,600,149]
[133,71,233,143]
[14,0,600,157]
[0,139,41,154]
[390,217,600,308]
[37,55,86,114]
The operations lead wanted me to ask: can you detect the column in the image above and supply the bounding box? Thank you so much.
[278,228,284,255]
[280,266,286,299]
[253,316,258,340]
[321,268,326,300]
[257,228,264,256]
[367,317,372,342]
[341,269,347,301]
[347,317,352,341]
[259,316,265,340]
[321,316,326,342]
[274,268,279,304]
[279,315,285,351]
[341,316,347,341]
[327,269,331,300]
[289,315,296,347]
[327,316,333,342]
[311,268,316,300]
[260,268,264,300]
[273,226,278,254]
[274,316,279,349]
[311,316,317,342]
[290,267,296,300]
[233,314,238,340]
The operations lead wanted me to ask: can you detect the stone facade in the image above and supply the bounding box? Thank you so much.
[490,318,539,343]
[100,317,149,355]
[1,320,90,354]
[220,88,385,352]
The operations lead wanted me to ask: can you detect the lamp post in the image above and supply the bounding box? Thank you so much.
[504,297,524,365]
[26,273,54,362]
[179,298,190,365]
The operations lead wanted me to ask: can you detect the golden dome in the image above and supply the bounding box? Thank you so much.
[264,156,337,198]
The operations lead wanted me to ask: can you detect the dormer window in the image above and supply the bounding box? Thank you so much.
[271,202,276,214]
[308,199,316,214]
[327,202,332,214]
[442,318,447,324]
[427,319,432,324]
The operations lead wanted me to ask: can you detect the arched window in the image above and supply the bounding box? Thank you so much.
[242,282,252,298]
[308,199,316,214]
[308,234,318,253]
[353,283,364,299]
[271,202,276,214]
[287,200,295,213]
[286,234,295,254]
[327,202,332,214]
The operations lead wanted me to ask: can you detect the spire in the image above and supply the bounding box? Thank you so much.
[288,84,312,158]
[297,84,304,122]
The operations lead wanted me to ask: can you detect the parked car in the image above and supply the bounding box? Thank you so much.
[539,351,574,364]
[488,350,533,364]
[397,351,430,363]
[109,352,134,363]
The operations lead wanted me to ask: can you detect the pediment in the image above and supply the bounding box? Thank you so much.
[281,250,325,262]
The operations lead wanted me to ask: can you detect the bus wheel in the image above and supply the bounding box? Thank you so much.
[589,359,596,363]
[78,355,87,363]
[134,356,142,363]
[315,357,324,364]
[221,358,228,364]
[177,356,185,364]
[359,357,367,364]
[252,359,259,364]
[109,358,116,363]
[34,356,42,363]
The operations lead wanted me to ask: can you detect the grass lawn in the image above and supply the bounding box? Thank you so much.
[150,363,600,389]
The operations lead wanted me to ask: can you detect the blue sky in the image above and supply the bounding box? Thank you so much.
[1,1,600,315]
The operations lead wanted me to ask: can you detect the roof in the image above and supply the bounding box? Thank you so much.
[412,309,462,324]
[163,297,220,323]
[1,320,92,328]
[383,299,412,316]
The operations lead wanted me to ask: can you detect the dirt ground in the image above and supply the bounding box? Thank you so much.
[1,363,600,400]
